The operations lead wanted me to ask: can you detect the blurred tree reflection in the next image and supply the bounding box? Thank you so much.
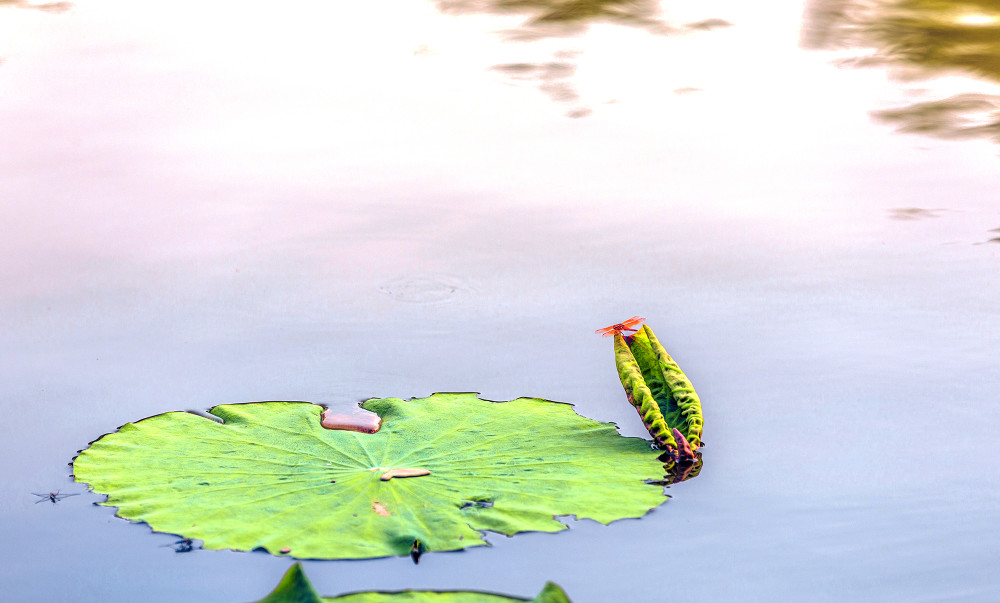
[875,93,1000,142]
[803,0,1000,143]
[436,1,730,117]
[437,0,673,39]
[0,0,71,67]
[0,0,71,12]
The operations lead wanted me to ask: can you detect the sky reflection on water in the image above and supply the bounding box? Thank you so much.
[1,1,999,601]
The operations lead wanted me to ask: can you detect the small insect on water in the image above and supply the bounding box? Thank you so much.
[161,538,197,553]
[32,491,79,504]
[595,316,646,337]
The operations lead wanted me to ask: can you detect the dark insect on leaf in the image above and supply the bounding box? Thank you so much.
[459,499,494,510]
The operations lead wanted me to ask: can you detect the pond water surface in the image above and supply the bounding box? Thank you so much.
[2,1,999,601]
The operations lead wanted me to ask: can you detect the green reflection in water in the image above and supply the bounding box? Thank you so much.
[437,1,730,117]
[437,0,673,39]
[803,0,1000,143]
[874,93,1000,142]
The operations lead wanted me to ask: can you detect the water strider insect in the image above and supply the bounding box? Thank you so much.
[32,491,79,504]
[595,316,646,337]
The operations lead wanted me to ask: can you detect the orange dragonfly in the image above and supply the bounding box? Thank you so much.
[595,316,646,337]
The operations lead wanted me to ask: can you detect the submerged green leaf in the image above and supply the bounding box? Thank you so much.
[253,563,572,602]
[254,563,323,603]
[614,325,704,457]
[73,393,668,559]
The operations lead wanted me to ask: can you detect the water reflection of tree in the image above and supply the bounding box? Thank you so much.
[0,0,71,67]
[437,0,672,39]
[0,0,71,13]
[436,1,730,117]
[802,0,1000,143]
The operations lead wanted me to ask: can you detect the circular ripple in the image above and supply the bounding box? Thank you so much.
[377,274,474,304]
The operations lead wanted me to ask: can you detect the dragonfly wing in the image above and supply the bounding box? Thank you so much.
[596,317,644,335]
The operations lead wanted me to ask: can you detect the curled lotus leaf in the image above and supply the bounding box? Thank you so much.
[614,324,704,458]
[254,563,572,602]
[73,393,670,560]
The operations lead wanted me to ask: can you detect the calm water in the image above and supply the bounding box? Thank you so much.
[2,1,999,601]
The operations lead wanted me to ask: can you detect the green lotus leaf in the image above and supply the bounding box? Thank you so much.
[253,563,572,602]
[614,324,704,457]
[73,393,669,560]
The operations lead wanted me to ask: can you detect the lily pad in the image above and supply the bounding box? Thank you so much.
[73,393,669,559]
[254,563,572,602]
[614,324,704,458]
